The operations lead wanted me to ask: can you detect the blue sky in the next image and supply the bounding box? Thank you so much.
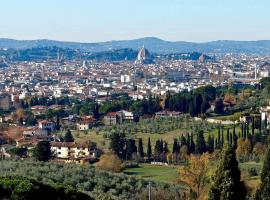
[1,0,269,42]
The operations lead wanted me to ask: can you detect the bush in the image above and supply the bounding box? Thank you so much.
[95,153,123,173]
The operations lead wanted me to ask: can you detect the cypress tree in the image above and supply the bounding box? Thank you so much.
[209,147,247,200]
[189,133,195,154]
[138,138,144,159]
[218,127,221,149]
[255,147,270,200]
[247,122,250,137]
[110,132,126,159]
[243,123,247,139]
[215,138,218,150]
[187,134,191,151]
[147,137,152,160]
[221,128,224,148]
[207,134,214,153]
[164,141,169,154]
[180,134,187,147]
[226,128,230,144]
[252,117,255,136]
[172,138,180,154]
[229,133,233,147]
[126,139,137,160]
[195,130,207,154]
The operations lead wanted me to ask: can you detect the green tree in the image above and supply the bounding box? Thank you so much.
[195,130,207,154]
[138,138,144,159]
[209,147,247,200]
[214,98,224,114]
[172,138,180,154]
[207,134,214,153]
[147,137,152,160]
[255,147,270,200]
[110,132,126,159]
[33,141,51,161]
[126,139,137,160]
[63,129,74,142]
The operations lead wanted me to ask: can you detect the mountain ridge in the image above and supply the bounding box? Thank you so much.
[1,37,270,54]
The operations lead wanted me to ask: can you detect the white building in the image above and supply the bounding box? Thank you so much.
[50,142,96,160]
[121,75,131,83]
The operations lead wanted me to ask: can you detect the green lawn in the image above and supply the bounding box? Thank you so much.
[124,164,179,183]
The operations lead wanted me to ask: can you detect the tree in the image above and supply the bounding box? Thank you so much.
[33,141,51,161]
[236,139,252,160]
[7,147,27,158]
[147,137,152,160]
[172,138,180,154]
[195,130,207,154]
[63,129,74,142]
[256,147,270,199]
[126,139,137,160]
[95,152,123,173]
[178,153,210,198]
[138,138,144,159]
[207,134,214,153]
[209,147,247,200]
[214,98,224,114]
[253,142,266,157]
[189,133,196,154]
[110,132,126,159]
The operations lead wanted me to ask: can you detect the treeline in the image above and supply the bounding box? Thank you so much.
[164,85,217,116]
[0,175,91,200]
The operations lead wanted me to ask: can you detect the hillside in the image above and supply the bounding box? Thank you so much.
[1,37,270,54]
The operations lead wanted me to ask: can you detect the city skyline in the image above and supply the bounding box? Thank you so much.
[1,0,270,42]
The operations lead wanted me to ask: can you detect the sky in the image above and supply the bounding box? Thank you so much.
[1,0,270,42]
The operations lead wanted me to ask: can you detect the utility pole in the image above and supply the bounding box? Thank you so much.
[148,182,151,200]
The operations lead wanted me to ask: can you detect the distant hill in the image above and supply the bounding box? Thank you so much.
[0,47,209,62]
[1,37,270,54]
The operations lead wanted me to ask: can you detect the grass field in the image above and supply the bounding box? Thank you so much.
[124,164,179,183]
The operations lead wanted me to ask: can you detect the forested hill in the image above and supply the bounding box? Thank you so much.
[0,47,210,62]
[1,37,270,54]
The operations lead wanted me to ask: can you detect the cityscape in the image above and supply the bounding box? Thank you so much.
[1,0,270,200]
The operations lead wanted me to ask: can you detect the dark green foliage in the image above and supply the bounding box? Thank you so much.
[33,141,51,162]
[138,138,144,158]
[7,148,27,158]
[209,148,247,200]
[255,147,270,200]
[214,98,224,114]
[0,175,91,200]
[147,137,152,160]
[195,130,207,154]
[260,77,270,88]
[189,133,196,154]
[110,132,126,159]
[180,134,187,147]
[164,85,216,116]
[63,129,74,142]
[207,135,214,153]
[172,138,180,154]
[126,139,137,160]
[163,141,169,154]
